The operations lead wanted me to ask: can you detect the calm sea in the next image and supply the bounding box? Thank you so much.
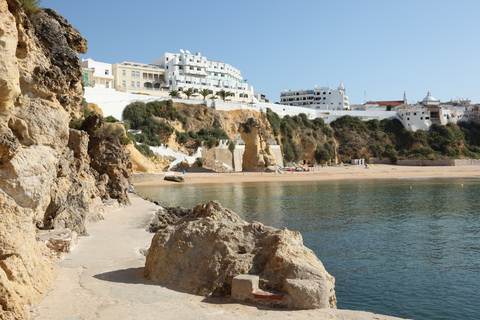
[136,178,480,320]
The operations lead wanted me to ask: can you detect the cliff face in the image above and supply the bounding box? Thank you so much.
[0,2,130,319]
[126,102,280,171]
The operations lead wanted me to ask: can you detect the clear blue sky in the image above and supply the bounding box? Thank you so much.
[42,0,479,104]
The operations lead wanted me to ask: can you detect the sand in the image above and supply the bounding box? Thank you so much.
[133,164,480,186]
[30,194,404,320]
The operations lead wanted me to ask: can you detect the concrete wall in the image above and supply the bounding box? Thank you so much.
[395,159,454,166]
[85,87,399,125]
[371,158,480,166]
[269,145,284,168]
[453,159,480,166]
[215,147,233,169]
[233,145,245,172]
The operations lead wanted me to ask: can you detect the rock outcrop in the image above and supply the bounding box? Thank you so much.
[239,118,277,171]
[144,202,336,309]
[0,2,130,319]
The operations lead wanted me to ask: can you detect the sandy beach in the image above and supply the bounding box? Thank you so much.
[30,194,403,320]
[133,164,480,186]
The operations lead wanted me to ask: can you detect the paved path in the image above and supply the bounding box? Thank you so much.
[31,195,403,320]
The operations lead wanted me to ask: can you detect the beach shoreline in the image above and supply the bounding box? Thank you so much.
[132,164,480,186]
[31,194,403,320]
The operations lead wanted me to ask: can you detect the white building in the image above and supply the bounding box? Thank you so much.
[81,58,114,89]
[397,91,467,131]
[112,61,167,96]
[154,50,255,102]
[279,83,350,110]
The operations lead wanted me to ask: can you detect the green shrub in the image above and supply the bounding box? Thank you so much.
[104,115,119,123]
[122,102,147,129]
[135,143,154,157]
[20,0,40,14]
[315,143,334,164]
[266,108,281,136]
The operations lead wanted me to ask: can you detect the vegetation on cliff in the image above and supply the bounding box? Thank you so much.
[19,0,40,14]
[266,108,336,164]
[331,116,480,162]
[266,109,480,164]
[123,100,231,153]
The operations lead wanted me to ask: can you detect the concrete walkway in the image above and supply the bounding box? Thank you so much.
[31,195,403,320]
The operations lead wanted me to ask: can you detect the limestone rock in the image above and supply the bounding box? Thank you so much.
[144,202,336,309]
[81,114,132,205]
[239,118,277,171]
[0,0,20,113]
[0,2,126,319]
[36,228,78,256]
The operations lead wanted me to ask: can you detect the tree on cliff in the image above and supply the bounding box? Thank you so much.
[183,88,194,99]
[217,90,233,101]
[199,89,211,100]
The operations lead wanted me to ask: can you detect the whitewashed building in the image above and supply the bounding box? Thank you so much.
[81,59,114,89]
[279,83,350,110]
[397,92,467,131]
[154,50,255,102]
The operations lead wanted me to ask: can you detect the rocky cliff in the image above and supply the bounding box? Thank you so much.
[0,2,130,319]
[123,101,280,171]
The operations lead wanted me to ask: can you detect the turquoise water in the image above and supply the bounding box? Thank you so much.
[136,178,480,320]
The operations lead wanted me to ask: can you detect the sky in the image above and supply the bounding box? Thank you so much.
[42,0,480,104]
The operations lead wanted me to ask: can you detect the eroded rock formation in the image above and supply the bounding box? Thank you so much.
[0,2,131,319]
[145,202,336,309]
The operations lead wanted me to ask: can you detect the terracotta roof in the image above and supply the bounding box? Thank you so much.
[365,100,404,107]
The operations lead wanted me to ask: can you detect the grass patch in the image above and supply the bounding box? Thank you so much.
[19,0,40,14]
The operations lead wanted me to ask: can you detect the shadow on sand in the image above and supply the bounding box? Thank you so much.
[94,268,285,311]
[93,267,155,285]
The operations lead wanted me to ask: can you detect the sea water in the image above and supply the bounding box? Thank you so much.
[137,178,480,320]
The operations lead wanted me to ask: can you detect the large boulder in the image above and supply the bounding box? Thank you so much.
[144,202,336,309]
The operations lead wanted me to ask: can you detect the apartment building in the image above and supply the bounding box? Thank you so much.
[279,83,350,110]
[155,50,255,102]
[81,59,114,89]
[112,61,166,94]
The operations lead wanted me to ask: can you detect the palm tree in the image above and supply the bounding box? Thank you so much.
[169,90,180,98]
[183,88,194,100]
[217,89,233,101]
[199,89,211,100]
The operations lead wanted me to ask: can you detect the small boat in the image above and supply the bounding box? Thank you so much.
[164,175,184,183]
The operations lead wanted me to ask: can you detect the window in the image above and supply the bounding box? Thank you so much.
[131,81,135,87]
[105,70,109,75]
[137,81,140,87]
[131,71,135,77]
[122,80,126,87]
[122,70,126,76]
